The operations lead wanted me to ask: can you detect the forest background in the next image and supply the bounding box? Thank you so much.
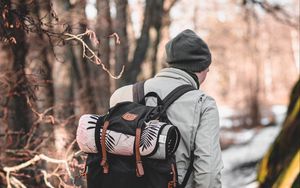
[0,0,299,187]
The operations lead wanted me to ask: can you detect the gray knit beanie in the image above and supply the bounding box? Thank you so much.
[165,29,211,72]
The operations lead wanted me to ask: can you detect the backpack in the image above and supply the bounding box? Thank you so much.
[76,81,196,188]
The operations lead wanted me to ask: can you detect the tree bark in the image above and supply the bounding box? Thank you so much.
[114,0,129,88]
[29,0,55,138]
[93,0,112,113]
[244,5,261,127]
[150,0,164,77]
[7,1,33,136]
[52,0,75,157]
[123,0,165,85]
[123,0,153,84]
[156,0,178,71]
[72,0,97,114]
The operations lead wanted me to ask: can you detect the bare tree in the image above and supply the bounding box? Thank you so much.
[52,0,75,157]
[155,0,178,71]
[242,0,299,29]
[244,4,261,127]
[155,0,178,73]
[123,0,165,84]
[91,0,113,113]
[26,0,55,141]
[3,0,34,138]
[121,0,179,85]
[150,0,164,77]
[71,0,97,114]
[114,0,129,88]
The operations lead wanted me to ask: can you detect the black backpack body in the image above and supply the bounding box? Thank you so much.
[81,82,196,188]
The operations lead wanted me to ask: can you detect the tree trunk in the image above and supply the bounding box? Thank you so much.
[52,0,75,157]
[7,1,33,137]
[0,44,12,148]
[72,0,97,114]
[124,0,165,85]
[150,0,164,77]
[29,0,55,139]
[114,0,129,88]
[123,0,153,84]
[244,5,261,127]
[93,0,112,113]
[156,0,178,71]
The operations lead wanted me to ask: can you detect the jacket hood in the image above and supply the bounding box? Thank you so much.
[155,68,199,89]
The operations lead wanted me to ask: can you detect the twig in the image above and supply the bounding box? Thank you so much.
[65,139,77,159]
[41,170,55,188]
[32,135,52,152]
[64,30,124,79]
[109,32,120,44]
[10,176,26,188]
[3,154,73,188]
[244,0,299,29]
[71,150,84,160]
[0,131,25,137]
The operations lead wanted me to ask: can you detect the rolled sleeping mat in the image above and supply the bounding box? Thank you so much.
[76,114,181,159]
[76,114,100,153]
[140,120,181,159]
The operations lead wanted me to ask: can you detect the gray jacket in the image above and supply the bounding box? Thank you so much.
[110,68,223,188]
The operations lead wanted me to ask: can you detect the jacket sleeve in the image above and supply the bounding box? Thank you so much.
[193,96,223,188]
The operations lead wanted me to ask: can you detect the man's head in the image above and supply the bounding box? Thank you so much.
[165,29,211,84]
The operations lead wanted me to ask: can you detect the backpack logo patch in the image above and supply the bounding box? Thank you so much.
[122,112,138,121]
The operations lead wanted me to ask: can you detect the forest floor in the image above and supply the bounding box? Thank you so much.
[219,104,286,188]
[221,124,281,188]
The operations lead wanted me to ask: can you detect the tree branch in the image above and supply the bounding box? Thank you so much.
[64,30,124,79]
[3,152,82,188]
[243,0,299,29]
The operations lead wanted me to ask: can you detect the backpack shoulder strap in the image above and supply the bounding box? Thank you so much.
[132,81,145,103]
[162,84,196,111]
[179,153,194,188]
[133,82,196,108]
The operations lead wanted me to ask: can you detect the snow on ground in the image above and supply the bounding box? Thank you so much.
[221,125,282,188]
[219,106,239,128]
[271,105,287,124]
[221,129,257,145]
[215,104,287,187]
[219,105,287,128]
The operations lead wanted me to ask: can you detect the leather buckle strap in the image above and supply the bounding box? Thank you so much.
[135,127,144,177]
[100,121,110,173]
[168,163,177,188]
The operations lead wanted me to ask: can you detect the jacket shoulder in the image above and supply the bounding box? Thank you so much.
[187,90,218,113]
[185,89,208,103]
[202,94,218,108]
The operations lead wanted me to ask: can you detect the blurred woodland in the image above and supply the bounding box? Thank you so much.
[0,0,299,187]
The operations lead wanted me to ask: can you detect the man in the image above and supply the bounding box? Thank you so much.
[110,29,223,188]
